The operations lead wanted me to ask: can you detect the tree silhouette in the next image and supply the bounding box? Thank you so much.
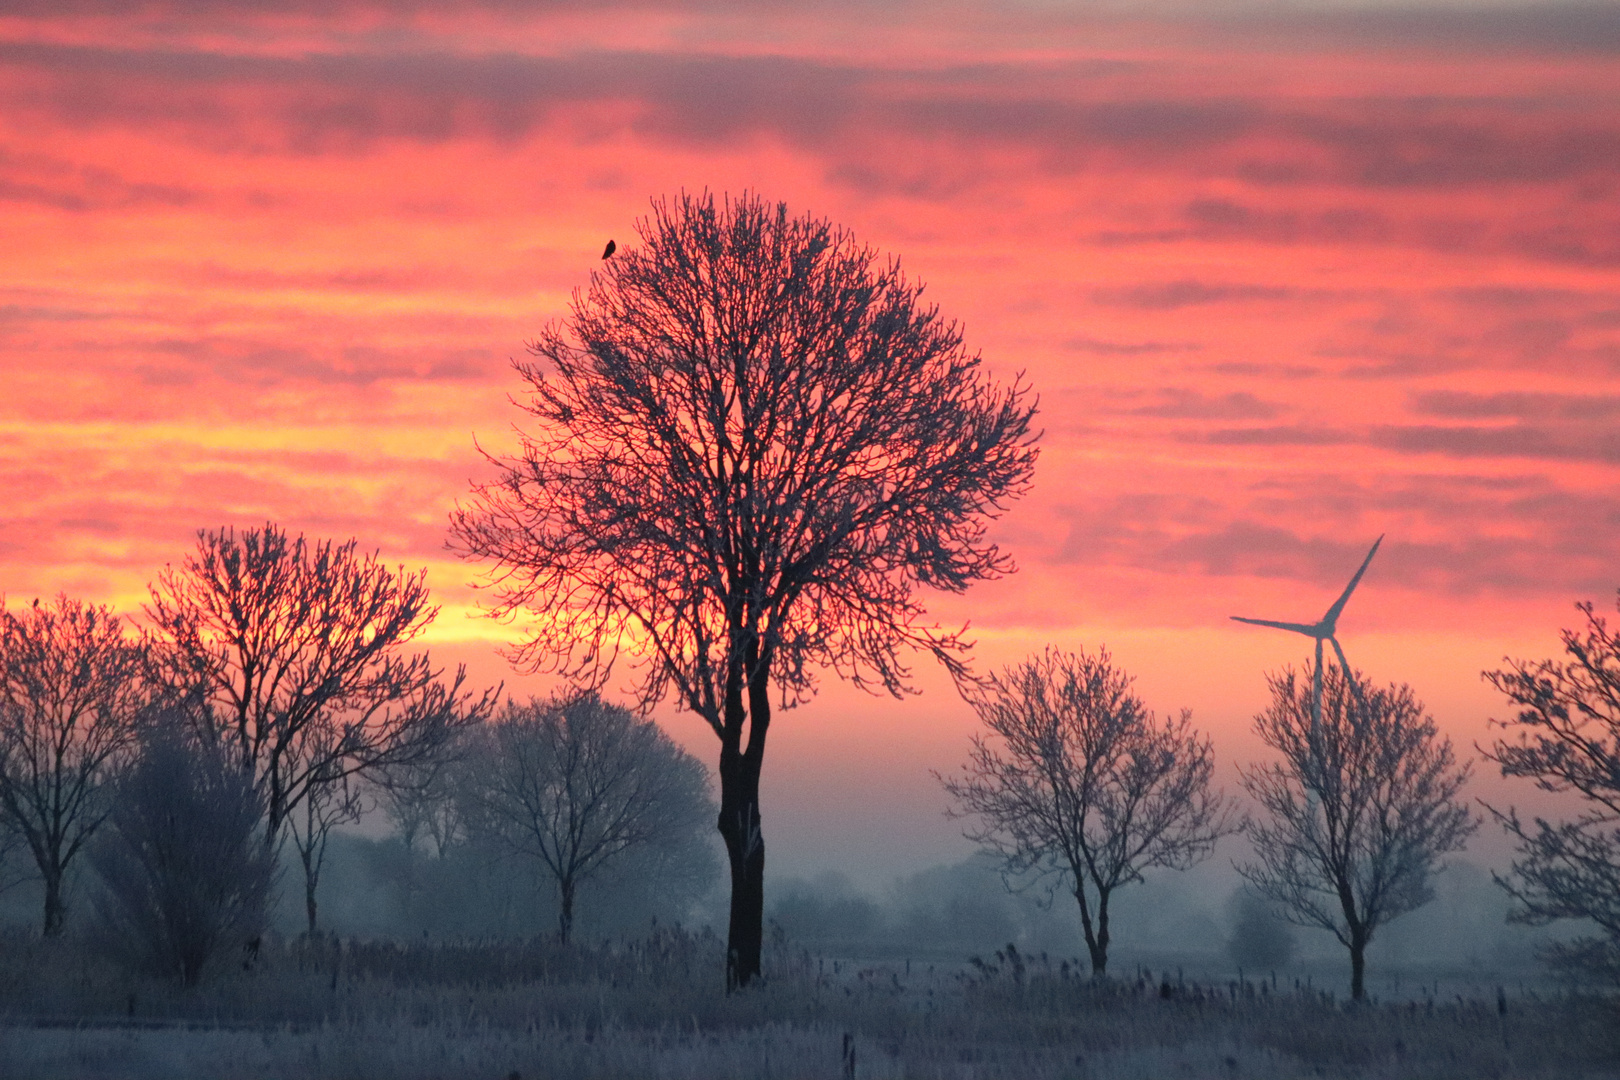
[1484,591,1620,984]
[941,647,1233,976]
[1239,666,1475,1000]
[452,191,1038,986]
[458,691,713,944]
[146,524,495,877]
[0,595,151,935]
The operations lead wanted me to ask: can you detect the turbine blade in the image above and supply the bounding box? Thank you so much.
[1330,636,1369,711]
[1231,616,1325,636]
[1320,534,1383,631]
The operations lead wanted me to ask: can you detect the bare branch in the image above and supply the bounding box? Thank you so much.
[146,523,497,853]
[87,723,275,986]
[1483,590,1620,984]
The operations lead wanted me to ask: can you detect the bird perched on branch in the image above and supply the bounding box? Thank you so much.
[601,239,616,259]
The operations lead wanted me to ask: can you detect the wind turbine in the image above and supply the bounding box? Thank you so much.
[1230,535,1384,740]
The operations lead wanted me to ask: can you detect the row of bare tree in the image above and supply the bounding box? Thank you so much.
[0,526,488,944]
[941,648,1471,1001]
[0,526,717,983]
[940,614,1620,1002]
[9,190,1618,1004]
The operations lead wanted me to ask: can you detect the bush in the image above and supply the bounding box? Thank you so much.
[88,728,276,986]
[1225,885,1296,972]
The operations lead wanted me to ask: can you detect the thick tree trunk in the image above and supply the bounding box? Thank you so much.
[1339,889,1368,1001]
[717,645,771,991]
[1074,880,1110,976]
[42,865,65,937]
[559,877,576,945]
[1083,935,1108,975]
[718,747,765,989]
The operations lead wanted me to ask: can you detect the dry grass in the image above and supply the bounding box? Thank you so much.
[0,928,1615,1079]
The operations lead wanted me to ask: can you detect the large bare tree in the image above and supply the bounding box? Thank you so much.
[1484,591,1620,982]
[0,595,151,935]
[1239,665,1476,1000]
[451,192,1038,986]
[459,691,713,944]
[146,524,496,907]
[941,647,1233,976]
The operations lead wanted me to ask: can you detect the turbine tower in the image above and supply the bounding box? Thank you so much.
[1230,535,1384,740]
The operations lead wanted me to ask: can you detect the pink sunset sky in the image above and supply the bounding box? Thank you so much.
[2,0,1617,883]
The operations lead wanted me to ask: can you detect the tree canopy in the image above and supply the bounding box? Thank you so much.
[147,524,494,863]
[459,691,715,945]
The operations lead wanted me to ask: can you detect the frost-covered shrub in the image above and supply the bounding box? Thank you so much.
[88,727,276,986]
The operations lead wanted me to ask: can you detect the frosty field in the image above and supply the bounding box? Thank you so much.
[1,929,1614,1080]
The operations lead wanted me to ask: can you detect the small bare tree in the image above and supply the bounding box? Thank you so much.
[89,722,276,986]
[286,737,365,936]
[374,724,472,859]
[451,192,1037,985]
[1240,665,1476,1000]
[940,647,1234,976]
[146,524,496,864]
[1483,591,1620,983]
[0,595,151,935]
[371,736,470,923]
[459,691,714,944]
